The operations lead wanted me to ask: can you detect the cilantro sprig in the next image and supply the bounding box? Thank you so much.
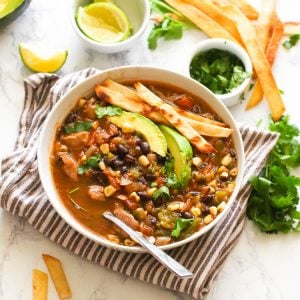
[148,0,192,50]
[95,105,123,119]
[283,34,300,49]
[247,116,300,233]
[171,218,193,238]
[64,121,93,133]
[78,154,101,174]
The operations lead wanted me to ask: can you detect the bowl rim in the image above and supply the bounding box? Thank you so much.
[70,0,151,49]
[37,65,245,253]
[187,38,252,101]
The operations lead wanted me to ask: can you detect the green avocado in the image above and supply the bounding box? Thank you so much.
[109,112,167,157]
[159,125,193,188]
[0,0,31,27]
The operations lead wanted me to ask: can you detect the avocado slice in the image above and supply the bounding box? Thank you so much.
[109,112,167,157]
[0,0,30,27]
[159,125,193,188]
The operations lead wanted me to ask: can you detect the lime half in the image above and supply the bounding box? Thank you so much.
[19,43,68,73]
[76,2,132,43]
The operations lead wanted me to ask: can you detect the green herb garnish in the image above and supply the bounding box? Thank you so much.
[162,159,182,189]
[171,218,193,238]
[247,115,300,233]
[78,154,101,174]
[153,186,170,200]
[190,49,250,95]
[148,0,191,50]
[64,121,93,133]
[283,34,300,49]
[95,105,123,119]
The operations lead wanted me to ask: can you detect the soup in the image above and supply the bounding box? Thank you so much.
[51,80,237,247]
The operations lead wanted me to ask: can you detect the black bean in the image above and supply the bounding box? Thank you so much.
[153,197,163,206]
[188,191,200,196]
[65,110,78,124]
[182,212,193,219]
[124,154,136,166]
[148,215,157,225]
[201,194,213,203]
[137,191,151,201]
[140,142,150,154]
[144,174,156,181]
[137,176,147,184]
[120,166,128,174]
[116,144,129,157]
[111,159,123,169]
[93,170,108,186]
[157,154,166,164]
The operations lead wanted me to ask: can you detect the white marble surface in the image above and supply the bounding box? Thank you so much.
[0,0,300,299]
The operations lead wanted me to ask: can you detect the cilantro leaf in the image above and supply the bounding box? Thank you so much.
[283,34,300,49]
[171,218,193,238]
[153,186,170,200]
[78,154,101,174]
[162,159,182,189]
[64,121,93,133]
[247,115,300,233]
[95,105,123,119]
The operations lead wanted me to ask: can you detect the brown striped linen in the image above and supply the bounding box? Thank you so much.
[0,69,279,299]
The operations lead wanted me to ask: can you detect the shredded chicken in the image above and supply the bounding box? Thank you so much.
[88,185,105,201]
[61,131,89,148]
[58,152,78,181]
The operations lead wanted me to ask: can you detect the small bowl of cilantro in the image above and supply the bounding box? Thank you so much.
[188,38,252,107]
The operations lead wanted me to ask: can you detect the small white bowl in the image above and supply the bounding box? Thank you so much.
[70,0,150,53]
[186,38,252,107]
[37,66,245,253]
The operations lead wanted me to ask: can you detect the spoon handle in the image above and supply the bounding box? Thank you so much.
[103,211,193,279]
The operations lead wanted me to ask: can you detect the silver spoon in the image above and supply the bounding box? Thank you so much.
[103,211,193,279]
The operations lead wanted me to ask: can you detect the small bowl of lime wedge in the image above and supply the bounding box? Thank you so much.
[71,0,150,53]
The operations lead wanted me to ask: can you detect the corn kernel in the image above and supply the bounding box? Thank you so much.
[100,143,110,154]
[92,120,100,129]
[104,185,116,197]
[204,214,213,224]
[147,187,157,196]
[129,192,140,202]
[217,201,226,212]
[167,201,184,211]
[77,98,86,108]
[81,155,87,163]
[220,172,229,180]
[209,180,217,187]
[209,206,218,217]
[192,156,202,166]
[222,154,232,167]
[230,168,238,176]
[99,161,106,171]
[138,155,150,167]
[218,166,228,174]
[60,145,68,152]
[190,207,201,217]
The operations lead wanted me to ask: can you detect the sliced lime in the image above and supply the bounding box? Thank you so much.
[76,2,132,43]
[19,43,68,73]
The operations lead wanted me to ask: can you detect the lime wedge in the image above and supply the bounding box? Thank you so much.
[19,43,68,73]
[76,2,132,43]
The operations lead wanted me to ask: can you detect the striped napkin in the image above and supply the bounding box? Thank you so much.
[0,69,278,299]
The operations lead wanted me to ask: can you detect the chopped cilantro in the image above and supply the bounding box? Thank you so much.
[148,0,192,50]
[247,115,300,233]
[78,154,101,174]
[95,105,123,119]
[283,34,300,49]
[162,159,182,189]
[153,186,170,200]
[279,89,285,95]
[190,49,251,95]
[64,121,92,133]
[171,218,193,238]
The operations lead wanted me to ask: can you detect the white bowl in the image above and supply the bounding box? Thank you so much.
[70,0,150,53]
[38,66,245,253]
[186,38,252,107]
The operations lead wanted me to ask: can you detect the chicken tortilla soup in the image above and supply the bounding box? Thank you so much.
[51,80,238,247]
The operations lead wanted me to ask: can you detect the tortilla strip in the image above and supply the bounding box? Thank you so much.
[33,269,48,300]
[183,0,242,43]
[284,22,300,35]
[164,0,239,43]
[95,85,232,137]
[246,17,284,110]
[42,254,72,299]
[134,82,215,153]
[221,4,285,121]
[255,0,276,52]
[226,0,258,20]
[103,79,226,127]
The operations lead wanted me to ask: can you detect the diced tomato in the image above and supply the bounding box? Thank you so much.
[174,96,195,111]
